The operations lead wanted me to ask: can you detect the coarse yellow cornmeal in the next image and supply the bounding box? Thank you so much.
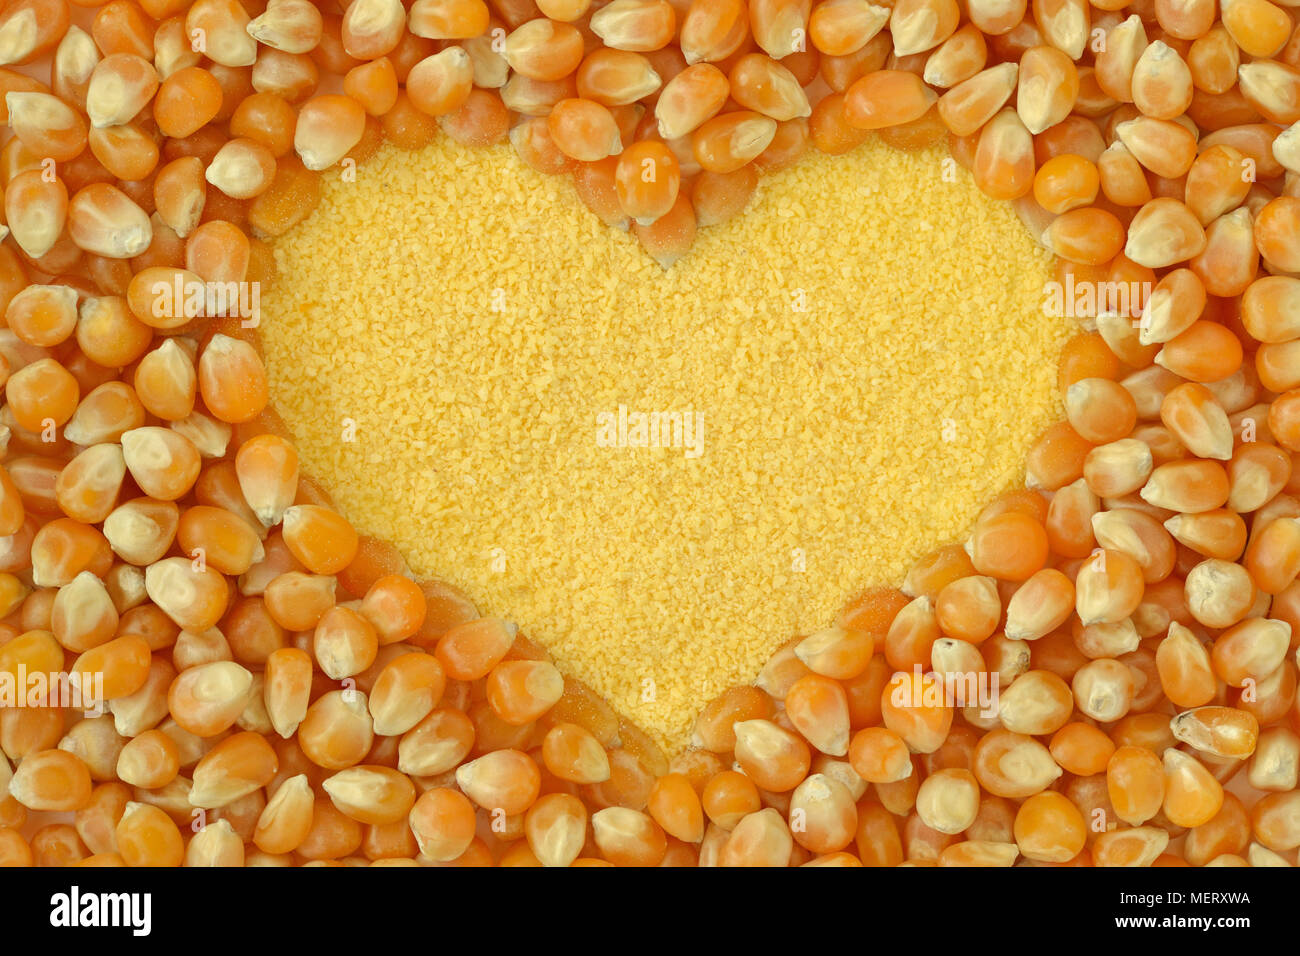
[261,135,1068,751]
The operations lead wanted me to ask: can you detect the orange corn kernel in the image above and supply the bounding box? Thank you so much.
[615,139,681,222]
[844,69,938,130]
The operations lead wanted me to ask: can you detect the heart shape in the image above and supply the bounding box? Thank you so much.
[260,134,1066,750]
